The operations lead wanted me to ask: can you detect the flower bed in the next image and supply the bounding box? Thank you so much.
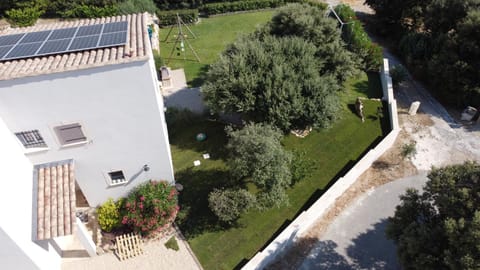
[96,179,179,245]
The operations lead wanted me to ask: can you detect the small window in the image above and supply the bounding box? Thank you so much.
[108,170,127,185]
[15,130,47,148]
[54,123,87,146]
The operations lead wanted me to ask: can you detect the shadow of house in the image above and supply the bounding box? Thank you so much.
[165,87,206,114]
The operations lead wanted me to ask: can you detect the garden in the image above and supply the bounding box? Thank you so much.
[162,4,388,269]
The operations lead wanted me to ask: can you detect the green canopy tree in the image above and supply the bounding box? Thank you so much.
[203,35,340,131]
[386,162,480,269]
[226,123,292,208]
[266,3,357,81]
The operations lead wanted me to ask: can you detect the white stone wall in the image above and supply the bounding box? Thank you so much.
[0,117,61,270]
[243,59,400,270]
[0,60,174,206]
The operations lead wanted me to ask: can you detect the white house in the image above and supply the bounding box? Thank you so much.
[0,13,174,269]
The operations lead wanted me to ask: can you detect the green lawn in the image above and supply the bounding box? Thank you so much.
[159,11,274,87]
[169,72,388,270]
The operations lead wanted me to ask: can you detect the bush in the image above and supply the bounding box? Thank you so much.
[59,4,118,18]
[156,9,198,27]
[401,141,417,160]
[6,6,44,27]
[164,236,180,251]
[334,4,383,71]
[97,198,122,232]
[121,180,179,236]
[200,0,284,16]
[208,188,255,223]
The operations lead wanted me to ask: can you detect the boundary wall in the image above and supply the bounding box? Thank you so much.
[242,58,400,270]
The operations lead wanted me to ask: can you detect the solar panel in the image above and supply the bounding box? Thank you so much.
[20,31,51,44]
[49,28,77,40]
[0,21,128,61]
[103,21,128,33]
[76,24,103,37]
[0,45,13,58]
[99,31,127,47]
[69,35,100,51]
[5,42,43,59]
[0,34,25,46]
[37,39,71,54]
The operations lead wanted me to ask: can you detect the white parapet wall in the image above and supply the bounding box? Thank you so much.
[242,59,400,270]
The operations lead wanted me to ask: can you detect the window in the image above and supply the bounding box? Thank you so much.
[108,170,127,185]
[15,130,47,148]
[54,123,87,146]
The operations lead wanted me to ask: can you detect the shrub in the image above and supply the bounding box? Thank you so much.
[208,188,255,223]
[200,0,284,16]
[401,141,417,160]
[97,198,122,232]
[334,4,383,71]
[164,236,180,251]
[6,6,44,27]
[157,9,198,27]
[121,180,179,236]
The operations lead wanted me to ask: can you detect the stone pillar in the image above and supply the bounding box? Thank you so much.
[408,101,421,115]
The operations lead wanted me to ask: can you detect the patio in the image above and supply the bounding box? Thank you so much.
[61,229,202,270]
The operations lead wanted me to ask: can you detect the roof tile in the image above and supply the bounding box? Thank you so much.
[36,160,76,240]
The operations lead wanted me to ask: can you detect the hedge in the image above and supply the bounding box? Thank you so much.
[157,9,199,26]
[334,4,383,71]
[199,0,283,16]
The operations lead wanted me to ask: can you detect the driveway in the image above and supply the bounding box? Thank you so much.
[299,173,427,270]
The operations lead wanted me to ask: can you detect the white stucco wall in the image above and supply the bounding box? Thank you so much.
[0,59,174,206]
[0,117,61,270]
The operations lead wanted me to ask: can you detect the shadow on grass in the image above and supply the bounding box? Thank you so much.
[168,111,229,160]
[351,72,383,99]
[189,65,209,87]
[175,168,238,238]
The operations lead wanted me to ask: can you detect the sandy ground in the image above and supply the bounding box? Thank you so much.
[61,229,202,270]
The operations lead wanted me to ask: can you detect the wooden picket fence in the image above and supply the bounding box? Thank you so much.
[115,233,144,261]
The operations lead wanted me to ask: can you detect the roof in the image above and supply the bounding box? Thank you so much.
[0,13,153,81]
[35,160,76,240]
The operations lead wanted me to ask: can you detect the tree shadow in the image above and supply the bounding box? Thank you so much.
[351,72,383,99]
[175,168,238,238]
[189,64,210,87]
[346,219,401,270]
[167,111,229,160]
[296,240,352,270]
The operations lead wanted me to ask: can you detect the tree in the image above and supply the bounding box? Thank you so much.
[266,3,358,81]
[226,123,292,208]
[117,0,157,14]
[203,35,341,131]
[386,162,480,269]
[208,188,255,223]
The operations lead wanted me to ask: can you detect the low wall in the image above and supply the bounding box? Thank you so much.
[242,58,400,270]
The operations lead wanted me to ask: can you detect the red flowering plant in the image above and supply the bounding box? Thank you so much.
[120,180,179,236]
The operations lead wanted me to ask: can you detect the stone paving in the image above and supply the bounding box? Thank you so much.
[61,231,202,270]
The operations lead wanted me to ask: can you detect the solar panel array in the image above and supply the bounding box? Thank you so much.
[0,21,128,62]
